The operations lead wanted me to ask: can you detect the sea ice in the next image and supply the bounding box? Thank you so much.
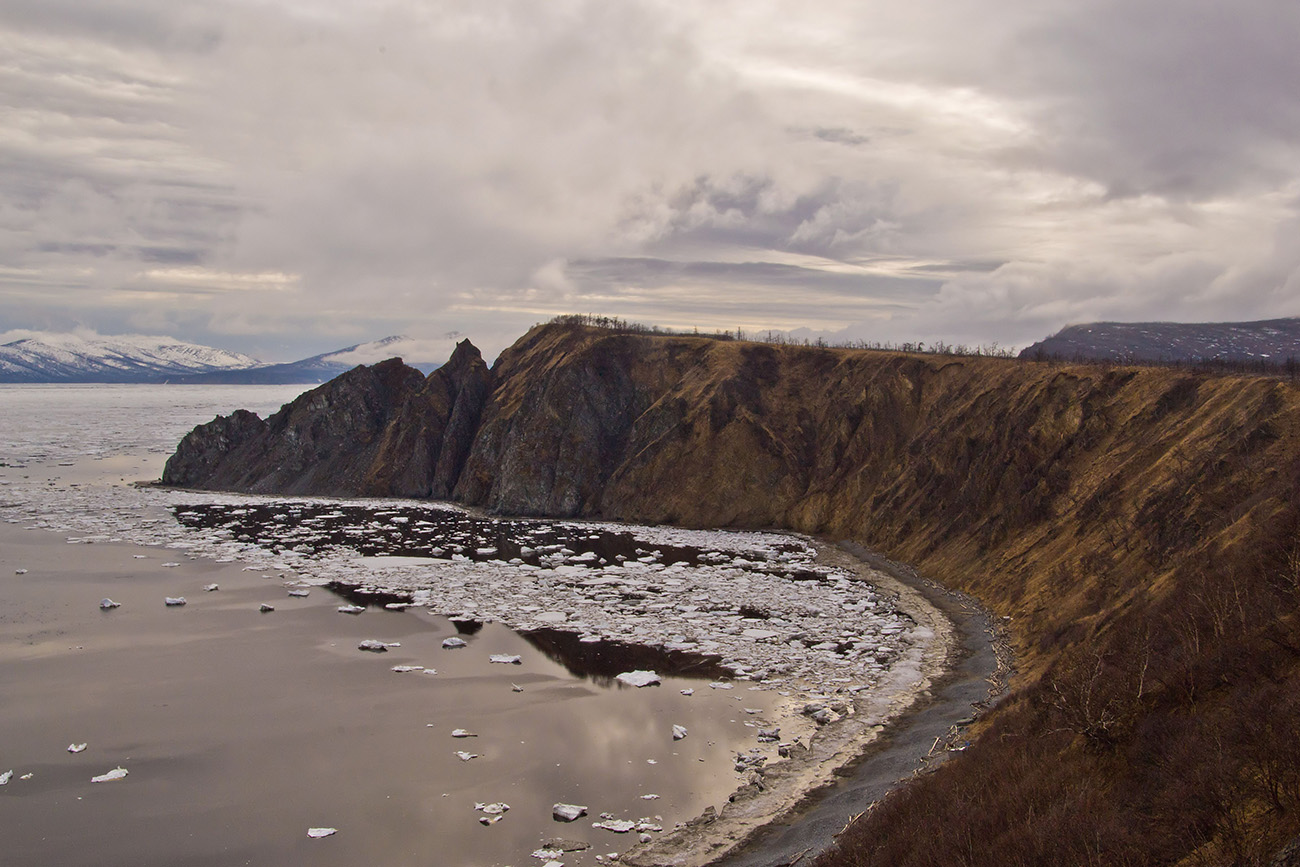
[164,596,186,606]
[68,743,87,753]
[99,598,120,609]
[615,670,660,688]
[552,803,588,822]
[451,729,478,738]
[672,724,688,741]
[337,604,365,614]
[0,770,11,785]
[259,603,275,612]
[203,583,219,591]
[442,637,467,649]
[357,640,389,652]
[307,827,337,838]
[489,654,522,665]
[91,767,128,783]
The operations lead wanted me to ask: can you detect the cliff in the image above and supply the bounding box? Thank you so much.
[165,322,1300,864]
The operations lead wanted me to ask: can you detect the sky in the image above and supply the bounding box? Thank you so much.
[2,0,1298,363]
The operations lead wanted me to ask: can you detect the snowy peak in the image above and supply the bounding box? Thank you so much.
[0,333,262,383]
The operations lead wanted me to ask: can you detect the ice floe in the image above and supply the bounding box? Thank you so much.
[552,803,588,822]
[307,827,337,838]
[615,670,660,688]
[91,767,128,783]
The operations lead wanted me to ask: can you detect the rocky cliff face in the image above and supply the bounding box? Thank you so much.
[162,339,491,497]
[165,321,1300,862]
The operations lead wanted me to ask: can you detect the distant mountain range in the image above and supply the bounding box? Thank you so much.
[0,333,437,384]
[1019,316,1300,363]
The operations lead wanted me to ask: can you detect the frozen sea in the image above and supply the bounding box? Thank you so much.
[0,384,931,867]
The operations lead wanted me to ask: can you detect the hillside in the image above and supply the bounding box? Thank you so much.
[165,321,1300,865]
[1020,316,1300,363]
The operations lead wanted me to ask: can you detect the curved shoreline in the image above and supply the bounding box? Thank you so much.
[622,541,1008,867]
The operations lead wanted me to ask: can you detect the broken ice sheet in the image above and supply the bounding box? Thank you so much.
[337,604,365,614]
[307,827,337,838]
[672,724,688,740]
[552,803,588,822]
[442,637,468,649]
[91,767,128,783]
[357,639,389,653]
[391,665,425,673]
[0,770,12,785]
[451,729,478,738]
[68,743,88,753]
[202,583,219,592]
[455,751,479,761]
[615,670,660,688]
[489,654,522,664]
[99,598,120,609]
[592,819,636,833]
[164,596,186,606]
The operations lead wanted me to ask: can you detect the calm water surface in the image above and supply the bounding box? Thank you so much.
[0,385,783,867]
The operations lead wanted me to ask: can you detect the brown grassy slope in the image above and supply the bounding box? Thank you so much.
[460,323,1300,864]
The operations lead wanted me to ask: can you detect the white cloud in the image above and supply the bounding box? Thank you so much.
[1,0,1298,357]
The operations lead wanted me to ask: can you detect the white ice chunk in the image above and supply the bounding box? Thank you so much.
[592,819,637,833]
[68,743,87,753]
[337,604,366,614]
[307,827,337,838]
[455,751,479,761]
[672,724,688,741]
[475,802,510,815]
[99,598,120,610]
[91,767,128,783]
[203,583,219,592]
[357,639,389,653]
[615,670,660,688]
[0,770,11,785]
[259,603,275,612]
[489,654,522,665]
[288,589,310,597]
[451,729,478,738]
[164,597,186,606]
[442,637,468,649]
[552,803,588,822]
[391,665,424,673]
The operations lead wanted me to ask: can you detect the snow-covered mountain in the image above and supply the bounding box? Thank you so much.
[0,333,262,383]
[172,336,438,384]
[1019,317,1300,363]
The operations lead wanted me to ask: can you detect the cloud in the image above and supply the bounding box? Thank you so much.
[1,0,1298,357]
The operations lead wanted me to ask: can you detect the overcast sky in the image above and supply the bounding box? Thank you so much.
[2,1,1298,362]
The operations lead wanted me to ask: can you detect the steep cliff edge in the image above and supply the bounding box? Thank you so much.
[163,338,491,497]
[166,322,1300,864]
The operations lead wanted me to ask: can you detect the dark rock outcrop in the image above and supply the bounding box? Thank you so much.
[162,339,491,497]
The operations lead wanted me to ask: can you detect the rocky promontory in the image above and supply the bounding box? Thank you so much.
[165,319,1300,865]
